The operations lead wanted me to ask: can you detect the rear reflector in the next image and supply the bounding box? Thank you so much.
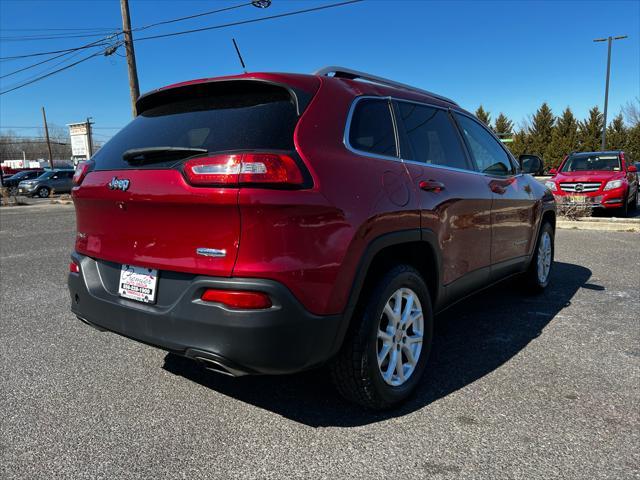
[183,153,303,187]
[201,289,272,309]
[69,262,80,273]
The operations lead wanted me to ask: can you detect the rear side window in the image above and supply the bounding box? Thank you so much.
[348,99,397,157]
[92,82,299,170]
[395,102,469,170]
[454,113,514,176]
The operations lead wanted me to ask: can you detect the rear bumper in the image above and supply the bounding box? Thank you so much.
[68,252,343,375]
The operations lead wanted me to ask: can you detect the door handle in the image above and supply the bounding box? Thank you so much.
[490,183,507,194]
[489,177,515,195]
[419,180,445,192]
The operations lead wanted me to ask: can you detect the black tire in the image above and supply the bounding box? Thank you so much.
[522,222,554,293]
[8,186,18,196]
[330,264,433,410]
[629,190,637,212]
[37,187,50,198]
[619,193,629,217]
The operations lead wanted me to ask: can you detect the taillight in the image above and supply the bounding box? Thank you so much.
[69,261,80,273]
[201,289,272,309]
[72,161,92,185]
[183,153,304,187]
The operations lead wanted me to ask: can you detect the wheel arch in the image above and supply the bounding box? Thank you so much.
[331,229,442,355]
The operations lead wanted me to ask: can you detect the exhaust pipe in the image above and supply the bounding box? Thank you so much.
[184,348,247,377]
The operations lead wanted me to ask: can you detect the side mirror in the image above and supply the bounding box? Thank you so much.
[549,168,557,175]
[628,165,637,173]
[519,154,543,175]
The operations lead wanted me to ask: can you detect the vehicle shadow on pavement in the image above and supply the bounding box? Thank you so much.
[162,261,593,427]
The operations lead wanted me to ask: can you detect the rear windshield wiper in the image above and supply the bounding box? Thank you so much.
[122,146,207,164]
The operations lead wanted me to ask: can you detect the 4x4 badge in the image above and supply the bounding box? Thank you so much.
[108,177,130,191]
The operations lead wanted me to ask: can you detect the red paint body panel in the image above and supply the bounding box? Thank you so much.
[73,170,240,276]
[403,163,492,285]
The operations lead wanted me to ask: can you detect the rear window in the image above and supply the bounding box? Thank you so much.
[348,98,397,158]
[92,82,299,171]
[561,154,621,172]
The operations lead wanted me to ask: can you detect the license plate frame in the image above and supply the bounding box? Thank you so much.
[118,264,159,304]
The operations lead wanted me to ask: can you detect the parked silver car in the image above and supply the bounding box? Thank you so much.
[18,169,75,198]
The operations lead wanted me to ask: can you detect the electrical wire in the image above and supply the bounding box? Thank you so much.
[135,0,364,42]
[133,1,252,32]
[0,32,119,61]
[0,31,121,41]
[0,35,120,78]
[0,43,122,96]
[0,0,364,96]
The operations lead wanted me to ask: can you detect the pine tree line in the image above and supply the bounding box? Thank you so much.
[474,99,640,168]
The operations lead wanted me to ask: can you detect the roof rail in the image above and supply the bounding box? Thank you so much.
[314,66,458,106]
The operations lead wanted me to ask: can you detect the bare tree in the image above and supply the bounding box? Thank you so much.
[622,97,640,127]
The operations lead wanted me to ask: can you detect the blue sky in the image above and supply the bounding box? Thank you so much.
[1,0,639,143]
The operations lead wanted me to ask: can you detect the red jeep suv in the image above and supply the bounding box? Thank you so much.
[68,67,556,409]
[546,151,638,216]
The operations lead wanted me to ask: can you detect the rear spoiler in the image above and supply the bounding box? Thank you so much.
[135,79,313,117]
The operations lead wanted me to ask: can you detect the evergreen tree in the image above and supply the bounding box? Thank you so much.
[626,124,640,162]
[475,106,491,127]
[546,107,578,168]
[606,114,628,150]
[528,103,555,159]
[507,129,530,158]
[578,106,604,151]
[493,113,514,137]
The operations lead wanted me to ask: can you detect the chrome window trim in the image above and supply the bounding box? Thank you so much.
[343,96,400,162]
[343,95,519,179]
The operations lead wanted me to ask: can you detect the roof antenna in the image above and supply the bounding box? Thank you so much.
[232,38,247,73]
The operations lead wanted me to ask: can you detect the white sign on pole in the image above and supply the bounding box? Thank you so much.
[68,122,90,158]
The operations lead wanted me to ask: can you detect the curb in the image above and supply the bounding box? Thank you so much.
[0,203,74,214]
[557,219,639,232]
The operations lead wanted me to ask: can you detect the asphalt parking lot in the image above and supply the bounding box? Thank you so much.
[1,205,638,479]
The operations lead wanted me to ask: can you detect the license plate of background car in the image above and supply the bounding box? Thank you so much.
[118,264,158,304]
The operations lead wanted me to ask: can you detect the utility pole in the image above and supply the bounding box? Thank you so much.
[85,117,94,158]
[593,35,628,150]
[41,106,54,170]
[120,0,140,117]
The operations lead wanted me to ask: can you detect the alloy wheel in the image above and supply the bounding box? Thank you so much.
[376,287,424,387]
[537,231,552,284]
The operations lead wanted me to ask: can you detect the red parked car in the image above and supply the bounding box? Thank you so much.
[545,151,638,216]
[68,67,556,409]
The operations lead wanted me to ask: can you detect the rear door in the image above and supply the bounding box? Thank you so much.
[73,81,306,277]
[393,101,492,297]
[453,113,537,278]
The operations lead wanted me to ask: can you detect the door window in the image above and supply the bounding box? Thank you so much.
[454,113,514,176]
[395,102,470,170]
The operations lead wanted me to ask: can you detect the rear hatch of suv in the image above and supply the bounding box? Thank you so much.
[73,77,318,277]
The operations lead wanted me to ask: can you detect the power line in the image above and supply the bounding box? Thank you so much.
[0,43,122,96]
[0,0,364,96]
[0,27,116,32]
[0,35,117,79]
[0,32,119,61]
[0,31,121,41]
[133,1,252,32]
[135,0,364,42]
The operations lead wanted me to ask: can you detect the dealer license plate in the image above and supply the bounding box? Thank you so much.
[119,264,158,303]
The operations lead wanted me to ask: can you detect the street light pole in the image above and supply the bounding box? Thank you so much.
[593,35,628,150]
